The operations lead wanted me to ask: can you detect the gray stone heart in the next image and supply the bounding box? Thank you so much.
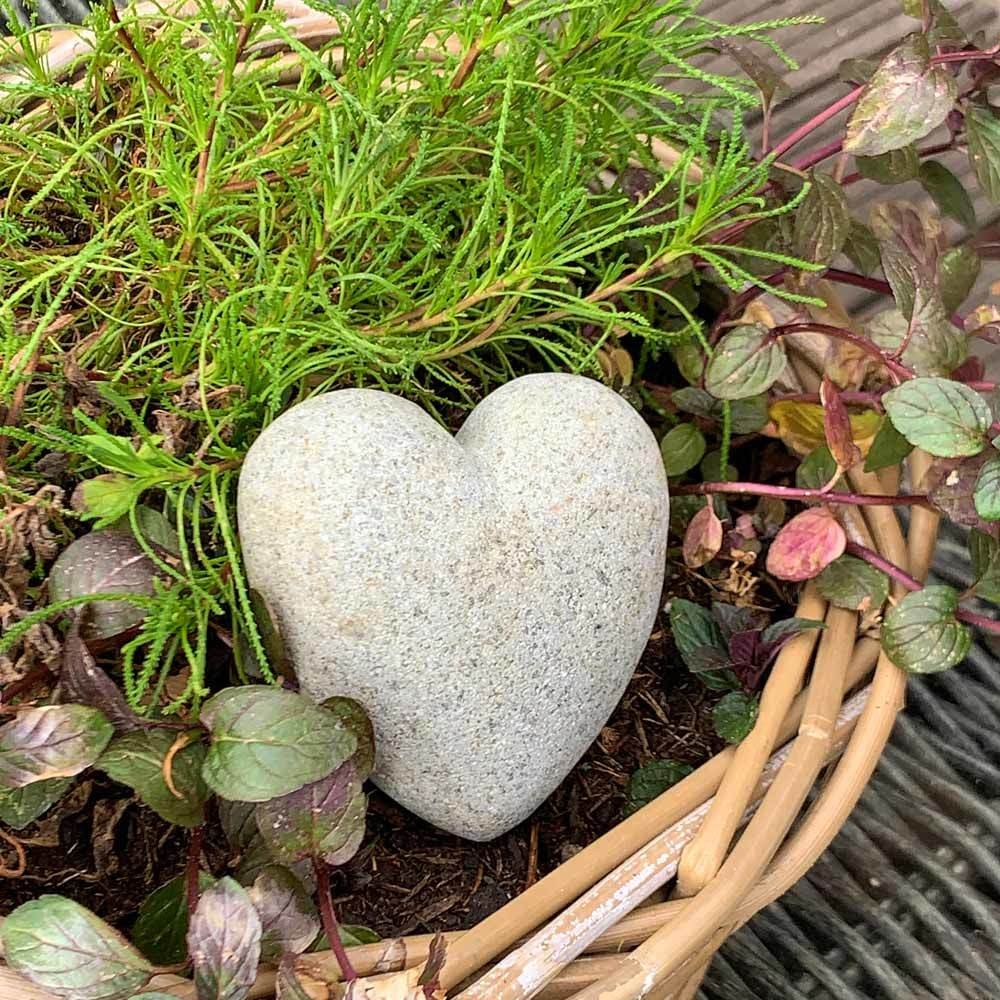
[237,373,668,840]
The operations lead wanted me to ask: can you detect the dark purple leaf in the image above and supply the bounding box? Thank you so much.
[727,630,762,669]
[57,614,143,733]
[925,452,997,529]
[710,602,763,639]
[254,761,366,867]
[188,877,262,1000]
[683,645,733,673]
[48,531,157,641]
[318,697,375,779]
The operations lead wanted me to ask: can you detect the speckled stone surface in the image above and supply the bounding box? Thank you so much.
[237,374,669,840]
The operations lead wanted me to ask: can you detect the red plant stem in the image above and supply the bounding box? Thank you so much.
[771,322,915,381]
[792,139,843,173]
[967,380,999,392]
[186,826,204,921]
[845,541,1000,636]
[314,858,358,981]
[821,268,894,298]
[773,389,885,408]
[769,85,866,162]
[845,541,921,592]
[674,481,931,508]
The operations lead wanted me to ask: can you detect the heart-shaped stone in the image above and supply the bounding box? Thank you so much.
[238,374,668,840]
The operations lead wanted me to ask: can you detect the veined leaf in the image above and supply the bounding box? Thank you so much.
[857,146,919,184]
[884,378,990,457]
[98,728,209,828]
[881,585,971,673]
[255,761,367,867]
[864,417,914,472]
[0,777,73,830]
[200,687,357,802]
[249,866,320,961]
[974,454,1000,521]
[793,172,851,266]
[817,556,890,612]
[1,896,153,999]
[713,692,759,744]
[969,529,1000,602]
[0,705,112,788]
[669,599,726,673]
[623,760,694,817]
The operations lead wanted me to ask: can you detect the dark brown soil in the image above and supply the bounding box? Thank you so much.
[0,565,747,940]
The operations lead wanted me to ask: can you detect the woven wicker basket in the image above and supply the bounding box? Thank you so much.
[0,5,943,999]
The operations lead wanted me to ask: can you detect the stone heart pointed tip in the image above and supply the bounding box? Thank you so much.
[238,373,669,841]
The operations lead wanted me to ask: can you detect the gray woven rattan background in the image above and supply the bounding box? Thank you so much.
[702,528,1000,1000]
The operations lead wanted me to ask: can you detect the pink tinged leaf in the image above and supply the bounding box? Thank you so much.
[821,377,863,473]
[766,508,847,582]
[683,501,724,569]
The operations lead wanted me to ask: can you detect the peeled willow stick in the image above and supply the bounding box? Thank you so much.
[571,607,856,1000]
[674,582,826,897]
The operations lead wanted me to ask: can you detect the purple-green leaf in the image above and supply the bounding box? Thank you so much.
[869,201,942,320]
[0,705,112,788]
[254,760,366,867]
[58,616,143,732]
[248,866,320,960]
[188,878,262,1000]
[844,34,958,156]
[884,378,990,457]
[967,106,1000,203]
[199,687,357,802]
[793,172,852,266]
[0,895,153,999]
[816,556,890,612]
[97,727,209,828]
[704,324,786,401]
[318,697,375,779]
[919,161,977,231]
[133,873,216,965]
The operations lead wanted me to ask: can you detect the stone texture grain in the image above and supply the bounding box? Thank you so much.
[237,373,668,840]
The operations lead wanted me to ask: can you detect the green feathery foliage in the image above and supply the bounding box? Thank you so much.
[0,0,813,708]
